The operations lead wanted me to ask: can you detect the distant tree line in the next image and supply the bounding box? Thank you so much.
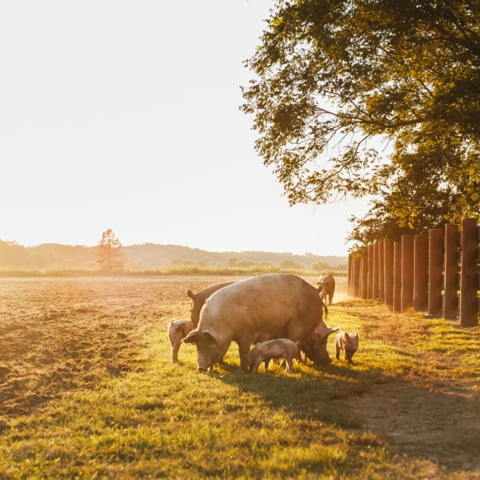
[0,231,347,274]
[172,256,346,273]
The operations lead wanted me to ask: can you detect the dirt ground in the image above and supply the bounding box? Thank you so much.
[0,275,246,423]
[337,295,480,475]
[1,275,479,475]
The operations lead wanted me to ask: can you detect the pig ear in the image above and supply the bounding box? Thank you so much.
[182,330,217,346]
[319,326,340,340]
[202,330,217,345]
[344,332,350,341]
[182,330,199,344]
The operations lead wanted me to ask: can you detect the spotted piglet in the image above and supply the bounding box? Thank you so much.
[335,331,359,364]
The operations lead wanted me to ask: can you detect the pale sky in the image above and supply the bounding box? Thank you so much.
[0,0,371,257]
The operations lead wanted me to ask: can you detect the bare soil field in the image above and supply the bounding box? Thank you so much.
[0,275,247,422]
[1,274,479,476]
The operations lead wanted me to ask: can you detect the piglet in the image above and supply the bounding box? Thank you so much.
[249,338,300,373]
[335,331,359,364]
[168,319,194,363]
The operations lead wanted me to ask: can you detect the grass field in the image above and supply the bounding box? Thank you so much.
[0,275,479,479]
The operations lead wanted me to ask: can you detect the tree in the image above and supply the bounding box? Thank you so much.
[348,139,474,252]
[95,229,126,273]
[311,261,330,272]
[197,256,214,267]
[228,257,239,268]
[278,259,305,270]
[242,0,480,224]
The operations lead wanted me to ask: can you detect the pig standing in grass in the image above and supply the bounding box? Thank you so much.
[335,331,359,364]
[168,319,194,363]
[249,338,300,373]
[317,272,335,305]
[183,274,339,372]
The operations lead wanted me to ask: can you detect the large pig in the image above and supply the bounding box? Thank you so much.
[182,274,339,372]
[186,281,235,327]
[317,272,335,305]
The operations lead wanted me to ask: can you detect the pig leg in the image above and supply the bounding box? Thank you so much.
[169,329,185,364]
[237,336,252,372]
[285,357,294,373]
[251,357,262,373]
[345,350,355,364]
[171,342,181,363]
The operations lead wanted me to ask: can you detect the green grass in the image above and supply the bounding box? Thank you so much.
[0,348,373,478]
[0,299,479,479]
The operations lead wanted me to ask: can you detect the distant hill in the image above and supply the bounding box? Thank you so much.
[0,240,347,272]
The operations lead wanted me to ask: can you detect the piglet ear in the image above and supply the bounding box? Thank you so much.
[344,332,350,340]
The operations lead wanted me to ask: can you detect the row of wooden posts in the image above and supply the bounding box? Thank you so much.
[347,218,479,327]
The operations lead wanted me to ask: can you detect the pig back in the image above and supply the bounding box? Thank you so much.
[187,281,235,327]
[198,274,323,342]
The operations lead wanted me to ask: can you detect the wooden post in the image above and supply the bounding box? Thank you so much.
[361,257,368,299]
[373,242,379,299]
[460,218,479,327]
[413,234,429,312]
[444,223,459,319]
[379,240,385,303]
[384,237,394,307]
[393,241,402,313]
[353,257,361,297]
[358,257,363,298]
[401,235,414,312]
[428,229,444,316]
[347,254,352,296]
[367,244,374,299]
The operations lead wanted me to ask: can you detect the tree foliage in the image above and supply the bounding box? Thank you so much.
[96,229,125,273]
[242,0,480,243]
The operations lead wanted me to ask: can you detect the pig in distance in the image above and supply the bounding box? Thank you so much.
[182,274,339,372]
[317,272,335,305]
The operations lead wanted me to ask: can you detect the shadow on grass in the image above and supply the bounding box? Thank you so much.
[212,360,388,428]
[212,360,480,473]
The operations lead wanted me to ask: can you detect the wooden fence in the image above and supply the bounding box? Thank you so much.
[347,218,479,327]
